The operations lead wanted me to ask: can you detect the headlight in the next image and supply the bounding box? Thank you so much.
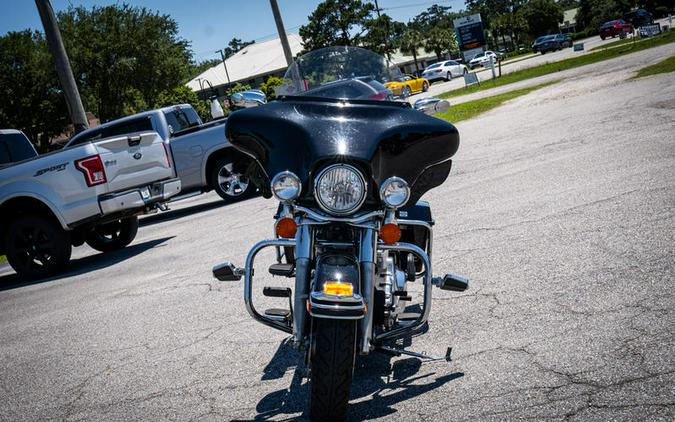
[380,177,410,209]
[314,164,366,215]
[271,171,301,201]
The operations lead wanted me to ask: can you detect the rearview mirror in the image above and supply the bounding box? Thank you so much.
[413,98,450,115]
[231,90,267,108]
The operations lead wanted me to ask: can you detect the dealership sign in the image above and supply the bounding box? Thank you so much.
[454,14,486,51]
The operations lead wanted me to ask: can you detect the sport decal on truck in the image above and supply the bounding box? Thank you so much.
[33,163,68,177]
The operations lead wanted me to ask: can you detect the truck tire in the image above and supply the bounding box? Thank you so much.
[85,217,138,252]
[310,319,357,421]
[210,157,253,203]
[5,214,72,279]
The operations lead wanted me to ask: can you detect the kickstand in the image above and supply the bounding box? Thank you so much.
[375,345,452,362]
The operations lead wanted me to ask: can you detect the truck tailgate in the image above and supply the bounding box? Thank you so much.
[95,131,173,193]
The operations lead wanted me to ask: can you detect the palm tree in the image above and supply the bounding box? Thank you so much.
[423,27,456,61]
[399,29,424,73]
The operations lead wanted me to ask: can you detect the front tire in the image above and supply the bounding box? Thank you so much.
[5,214,72,279]
[211,157,252,202]
[85,216,138,252]
[422,81,429,92]
[310,319,357,421]
[401,86,411,98]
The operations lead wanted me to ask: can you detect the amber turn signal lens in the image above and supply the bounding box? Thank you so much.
[323,281,354,296]
[275,217,297,238]
[380,223,401,244]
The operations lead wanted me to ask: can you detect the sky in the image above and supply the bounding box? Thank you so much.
[1,0,466,62]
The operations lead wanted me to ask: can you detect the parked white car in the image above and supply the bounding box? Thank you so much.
[420,60,468,82]
[468,51,503,69]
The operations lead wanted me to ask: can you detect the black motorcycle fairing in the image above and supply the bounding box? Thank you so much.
[225,97,459,205]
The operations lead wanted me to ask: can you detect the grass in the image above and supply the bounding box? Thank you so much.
[633,54,675,78]
[0,255,6,265]
[435,81,558,123]
[438,29,675,100]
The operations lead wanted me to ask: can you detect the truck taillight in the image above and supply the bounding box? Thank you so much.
[75,155,107,186]
[162,142,171,168]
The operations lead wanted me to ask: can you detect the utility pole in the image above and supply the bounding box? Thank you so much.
[35,0,88,134]
[373,0,391,61]
[270,0,293,66]
[216,49,232,84]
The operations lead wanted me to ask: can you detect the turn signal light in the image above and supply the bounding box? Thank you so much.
[275,217,297,238]
[323,282,354,296]
[380,223,401,244]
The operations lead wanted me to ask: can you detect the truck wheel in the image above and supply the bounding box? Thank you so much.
[5,214,72,279]
[309,319,357,421]
[211,157,252,202]
[85,217,138,252]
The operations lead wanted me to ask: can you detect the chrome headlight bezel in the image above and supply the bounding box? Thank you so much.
[271,171,302,202]
[313,164,367,216]
[379,176,410,209]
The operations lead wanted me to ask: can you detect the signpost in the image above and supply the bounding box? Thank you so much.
[454,14,486,62]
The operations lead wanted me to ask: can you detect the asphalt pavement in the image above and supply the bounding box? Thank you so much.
[0,43,674,421]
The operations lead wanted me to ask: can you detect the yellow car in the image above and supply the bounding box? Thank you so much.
[384,75,430,98]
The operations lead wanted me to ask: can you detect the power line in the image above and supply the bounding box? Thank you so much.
[380,0,453,11]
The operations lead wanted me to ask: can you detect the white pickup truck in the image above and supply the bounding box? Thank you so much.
[0,129,181,279]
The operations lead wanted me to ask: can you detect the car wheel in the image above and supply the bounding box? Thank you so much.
[422,81,429,92]
[601,35,606,40]
[402,86,411,98]
[211,157,253,202]
[5,214,72,279]
[463,68,468,75]
[85,217,138,253]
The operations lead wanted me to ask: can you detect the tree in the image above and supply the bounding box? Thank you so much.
[0,30,69,152]
[226,82,252,98]
[223,38,255,59]
[399,29,424,73]
[423,27,457,61]
[299,0,375,51]
[409,4,459,31]
[576,0,637,31]
[57,4,193,122]
[362,14,406,58]
[259,76,282,100]
[518,0,564,38]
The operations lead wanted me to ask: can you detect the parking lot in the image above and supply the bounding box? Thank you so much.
[0,43,674,421]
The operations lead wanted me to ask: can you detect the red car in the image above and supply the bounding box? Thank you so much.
[600,19,634,40]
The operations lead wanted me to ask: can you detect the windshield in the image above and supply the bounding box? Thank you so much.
[277,46,401,101]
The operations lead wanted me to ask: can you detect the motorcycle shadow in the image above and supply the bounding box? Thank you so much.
[242,332,464,421]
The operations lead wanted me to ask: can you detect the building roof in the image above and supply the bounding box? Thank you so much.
[186,33,304,91]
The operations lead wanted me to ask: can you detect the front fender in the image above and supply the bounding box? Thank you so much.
[308,253,366,319]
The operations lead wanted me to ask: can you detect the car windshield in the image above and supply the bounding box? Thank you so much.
[474,53,485,58]
[536,36,555,43]
[278,46,401,101]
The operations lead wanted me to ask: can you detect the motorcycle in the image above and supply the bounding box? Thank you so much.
[212,46,468,420]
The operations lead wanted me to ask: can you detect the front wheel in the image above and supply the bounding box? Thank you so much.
[211,157,253,202]
[422,81,429,92]
[401,86,411,98]
[310,318,357,421]
[85,216,138,252]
